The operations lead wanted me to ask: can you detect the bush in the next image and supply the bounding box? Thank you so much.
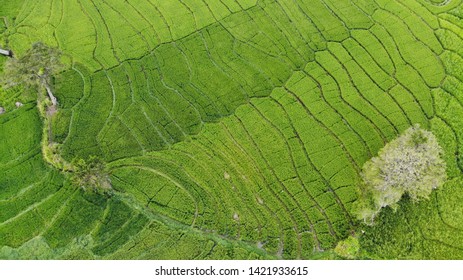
[334,236,360,259]
[70,156,112,196]
[357,124,447,224]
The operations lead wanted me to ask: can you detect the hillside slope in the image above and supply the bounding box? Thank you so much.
[1,0,463,259]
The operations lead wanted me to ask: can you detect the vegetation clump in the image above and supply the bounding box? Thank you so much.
[334,236,360,259]
[357,124,447,224]
[0,42,64,106]
[70,156,112,196]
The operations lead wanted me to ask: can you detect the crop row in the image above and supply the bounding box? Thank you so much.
[54,0,446,258]
[2,0,460,259]
[360,7,463,259]
[55,0,442,164]
[10,0,259,71]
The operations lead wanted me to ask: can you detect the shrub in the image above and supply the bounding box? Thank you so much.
[334,236,360,259]
[70,156,112,196]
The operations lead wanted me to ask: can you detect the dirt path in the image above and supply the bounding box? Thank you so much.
[46,105,57,144]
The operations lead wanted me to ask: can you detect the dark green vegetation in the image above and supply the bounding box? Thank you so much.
[1,0,463,259]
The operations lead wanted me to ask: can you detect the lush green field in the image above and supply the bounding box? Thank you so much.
[2,0,463,259]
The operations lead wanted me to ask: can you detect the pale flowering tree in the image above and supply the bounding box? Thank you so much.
[358,124,447,224]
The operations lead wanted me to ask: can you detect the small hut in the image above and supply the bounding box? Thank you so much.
[0,48,12,57]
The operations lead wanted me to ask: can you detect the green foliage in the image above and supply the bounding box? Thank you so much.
[357,125,447,223]
[70,156,112,196]
[2,0,463,260]
[1,42,65,106]
[0,0,24,24]
[43,191,107,248]
[1,42,64,89]
[360,177,463,259]
[334,236,360,259]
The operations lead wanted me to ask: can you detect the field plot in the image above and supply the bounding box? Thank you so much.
[2,0,463,259]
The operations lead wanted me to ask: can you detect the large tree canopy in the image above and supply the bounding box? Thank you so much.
[357,124,447,224]
[0,42,64,106]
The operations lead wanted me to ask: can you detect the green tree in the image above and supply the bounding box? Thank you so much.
[357,124,447,224]
[71,156,112,196]
[0,42,65,106]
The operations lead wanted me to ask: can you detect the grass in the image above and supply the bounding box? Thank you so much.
[1,0,463,260]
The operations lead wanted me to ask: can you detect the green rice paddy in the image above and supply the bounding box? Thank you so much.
[2,0,463,259]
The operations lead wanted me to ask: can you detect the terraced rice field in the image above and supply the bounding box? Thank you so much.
[2,0,463,259]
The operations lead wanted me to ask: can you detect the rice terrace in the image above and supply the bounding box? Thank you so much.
[1,0,463,260]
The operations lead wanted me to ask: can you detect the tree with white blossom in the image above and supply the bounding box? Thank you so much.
[357,124,447,224]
